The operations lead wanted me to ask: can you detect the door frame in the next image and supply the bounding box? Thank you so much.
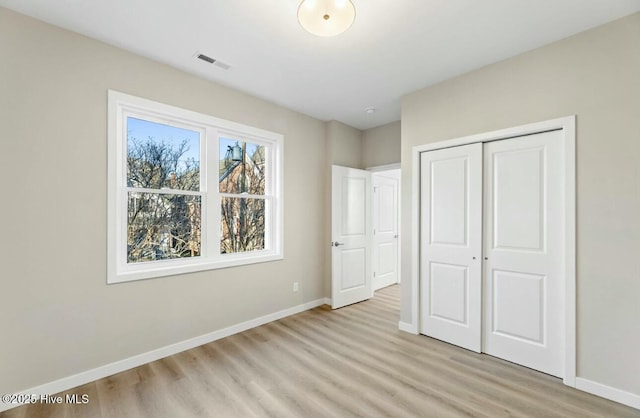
[409,115,576,386]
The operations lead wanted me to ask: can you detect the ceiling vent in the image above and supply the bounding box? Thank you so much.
[195,52,231,70]
[197,53,215,64]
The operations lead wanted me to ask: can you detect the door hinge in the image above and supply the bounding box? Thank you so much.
[373,272,376,277]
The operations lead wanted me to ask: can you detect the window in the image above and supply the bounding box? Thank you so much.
[108,91,283,283]
[219,138,267,254]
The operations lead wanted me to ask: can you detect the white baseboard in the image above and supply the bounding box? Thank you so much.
[323,297,332,306]
[398,321,418,334]
[575,377,640,410]
[0,298,326,413]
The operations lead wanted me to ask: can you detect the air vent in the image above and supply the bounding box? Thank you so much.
[194,52,231,70]
[197,53,215,64]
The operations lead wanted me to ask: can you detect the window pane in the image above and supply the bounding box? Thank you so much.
[127,117,200,191]
[219,138,265,195]
[220,197,265,254]
[128,192,201,263]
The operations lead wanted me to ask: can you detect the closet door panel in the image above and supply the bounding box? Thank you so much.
[483,131,564,378]
[420,143,482,352]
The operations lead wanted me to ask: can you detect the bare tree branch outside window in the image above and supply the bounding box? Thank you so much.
[219,139,267,254]
[126,118,201,263]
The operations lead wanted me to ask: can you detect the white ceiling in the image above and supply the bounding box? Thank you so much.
[2,0,639,130]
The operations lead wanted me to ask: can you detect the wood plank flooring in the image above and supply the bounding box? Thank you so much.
[2,285,638,417]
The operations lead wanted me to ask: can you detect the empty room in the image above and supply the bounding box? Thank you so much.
[1,1,639,416]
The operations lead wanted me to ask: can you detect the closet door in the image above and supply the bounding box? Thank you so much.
[483,131,564,377]
[420,143,483,352]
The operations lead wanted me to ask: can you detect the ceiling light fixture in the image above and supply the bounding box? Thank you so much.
[298,0,356,37]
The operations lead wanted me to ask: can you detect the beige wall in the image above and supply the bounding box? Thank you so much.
[0,8,330,394]
[362,121,401,168]
[326,120,363,169]
[401,13,640,396]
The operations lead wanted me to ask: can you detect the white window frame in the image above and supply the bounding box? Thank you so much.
[107,90,283,284]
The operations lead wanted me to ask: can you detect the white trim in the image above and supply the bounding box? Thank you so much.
[323,297,332,306]
[410,116,576,385]
[410,141,421,338]
[366,162,401,172]
[575,378,640,410]
[398,321,418,334]
[109,254,286,284]
[107,90,284,283]
[563,117,577,388]
[411,116,572,153]
[0,298,326,413]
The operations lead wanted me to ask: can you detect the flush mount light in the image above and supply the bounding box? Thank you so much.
[365,107,376,115]
[298,0,356,37]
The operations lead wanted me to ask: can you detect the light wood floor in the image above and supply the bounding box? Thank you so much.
[3,285,638,417]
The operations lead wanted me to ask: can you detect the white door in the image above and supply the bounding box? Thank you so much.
[483,131,564,377]
[372,172,399,291]
[331,165,372,309]
[420,143,483,352]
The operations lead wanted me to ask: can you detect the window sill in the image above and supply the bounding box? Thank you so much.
[107,252,283,284]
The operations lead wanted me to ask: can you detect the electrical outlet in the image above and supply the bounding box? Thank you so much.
[293,282,299,292]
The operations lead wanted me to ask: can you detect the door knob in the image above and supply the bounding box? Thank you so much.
[333,242,345,247]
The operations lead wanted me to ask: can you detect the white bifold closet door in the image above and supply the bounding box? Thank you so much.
[483,131,563,377]
[420,130,564,378]
[420,143,483,353]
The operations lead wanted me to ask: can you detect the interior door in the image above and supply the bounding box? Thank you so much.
[420,143,483,352]
[372,172,399,291]
[483,131,564,377]
[331,165,372,309]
